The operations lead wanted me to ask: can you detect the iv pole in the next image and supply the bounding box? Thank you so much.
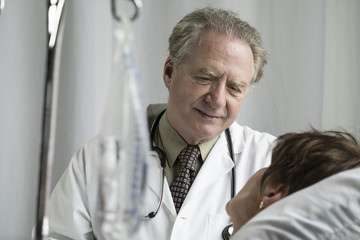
[35,0,67,239]
[35,1,142,239]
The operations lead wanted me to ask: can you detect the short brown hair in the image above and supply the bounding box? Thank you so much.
[262,130,360,194]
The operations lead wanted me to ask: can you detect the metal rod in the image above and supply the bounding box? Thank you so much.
[0,0,5,15]
[35,0,67,239]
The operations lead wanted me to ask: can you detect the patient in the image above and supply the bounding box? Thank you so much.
[226,130,360,236]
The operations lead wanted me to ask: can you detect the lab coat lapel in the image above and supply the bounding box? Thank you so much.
[184,132,235,201]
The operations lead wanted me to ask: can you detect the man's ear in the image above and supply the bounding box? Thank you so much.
[163,56,174,89]
[261,184,289,209]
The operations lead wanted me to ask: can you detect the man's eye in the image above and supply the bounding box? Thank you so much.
[230,86,239,91]
[228,85,241,93]
[227,85,247,97]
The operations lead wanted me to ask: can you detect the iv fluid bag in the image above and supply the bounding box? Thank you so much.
[96,18,149,240]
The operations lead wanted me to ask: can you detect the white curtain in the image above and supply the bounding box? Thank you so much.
[0,1,46,239]
[0,0,359,238]
[322,0,360,136]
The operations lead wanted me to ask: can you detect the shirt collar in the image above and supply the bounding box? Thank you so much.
[158,111,219,167]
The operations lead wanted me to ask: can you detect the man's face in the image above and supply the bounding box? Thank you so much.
[163,30,254,144]
[226,168,266,234]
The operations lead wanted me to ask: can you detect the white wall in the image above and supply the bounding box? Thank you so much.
[0,0,359,239]
[0,1,46,239]
[322,0,360,134]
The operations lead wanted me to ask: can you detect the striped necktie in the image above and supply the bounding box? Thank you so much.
[170,145,200,213]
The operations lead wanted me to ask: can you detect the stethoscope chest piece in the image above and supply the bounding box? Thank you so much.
[222,224,233,240]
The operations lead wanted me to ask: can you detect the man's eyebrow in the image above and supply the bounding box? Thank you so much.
[191,68,224,79]
[198,68,217,76]
[232,81,250,88]
[187,67,215,76]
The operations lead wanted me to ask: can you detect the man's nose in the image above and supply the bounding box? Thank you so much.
[205,81,226,108]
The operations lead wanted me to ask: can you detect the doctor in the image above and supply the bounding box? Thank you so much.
[49,7,275,240]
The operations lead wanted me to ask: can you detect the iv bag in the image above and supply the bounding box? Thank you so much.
[95,18,149,240]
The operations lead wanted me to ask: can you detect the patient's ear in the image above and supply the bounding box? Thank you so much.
[261,184,290,209]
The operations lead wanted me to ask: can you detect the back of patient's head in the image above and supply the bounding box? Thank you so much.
[262,130,360,195]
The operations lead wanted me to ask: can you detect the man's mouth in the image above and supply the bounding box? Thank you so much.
[195,108,222,119]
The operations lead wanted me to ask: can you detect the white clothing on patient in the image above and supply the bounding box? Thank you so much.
[232,167,360,240]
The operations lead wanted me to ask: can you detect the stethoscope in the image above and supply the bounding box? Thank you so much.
[143,109,235,240]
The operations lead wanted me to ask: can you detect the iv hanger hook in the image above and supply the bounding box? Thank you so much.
[111,0,143,22]
[0,0,5,15]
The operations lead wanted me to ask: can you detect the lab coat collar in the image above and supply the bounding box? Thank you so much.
[227,123,245,155]
[147,151,177,216]
[182,129,238,207]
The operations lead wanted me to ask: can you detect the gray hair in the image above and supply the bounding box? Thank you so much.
[168,7,267,85]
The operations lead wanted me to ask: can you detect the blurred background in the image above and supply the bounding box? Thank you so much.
[0,0,359,239]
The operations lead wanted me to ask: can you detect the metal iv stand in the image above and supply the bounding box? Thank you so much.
[34,1,142,239]
[35,0,67,239]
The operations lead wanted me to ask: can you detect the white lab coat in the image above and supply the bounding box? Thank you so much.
[49,122,275,240]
